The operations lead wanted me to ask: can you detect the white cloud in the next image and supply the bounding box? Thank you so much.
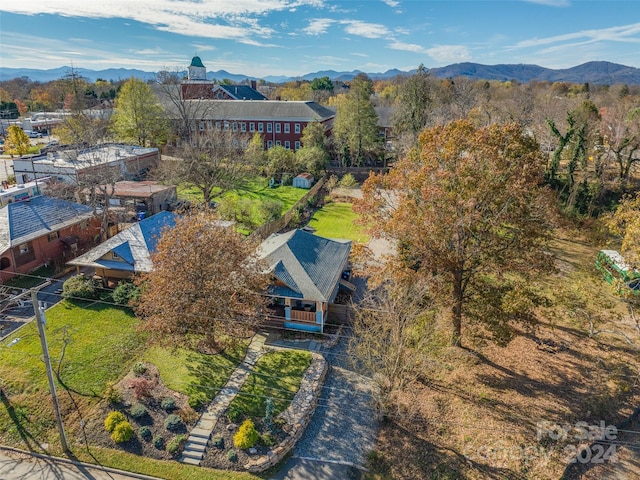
[303,18,335,35]
[426,45,471,63]
[341,20,390,38]
[388,40,427,54]
[515,23,640,48]
[190,44,217,52]
[382,0,400,7]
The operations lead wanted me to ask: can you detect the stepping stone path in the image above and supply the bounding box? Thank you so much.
[180,333,268,466]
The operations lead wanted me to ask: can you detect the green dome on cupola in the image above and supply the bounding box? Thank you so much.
[190,56,205,68]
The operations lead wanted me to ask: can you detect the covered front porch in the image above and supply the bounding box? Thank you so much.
[266,297,327,333]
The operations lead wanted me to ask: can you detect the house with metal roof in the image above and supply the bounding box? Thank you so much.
[0,195,100,283]
[258,229,352,333]
[67,211,178,285]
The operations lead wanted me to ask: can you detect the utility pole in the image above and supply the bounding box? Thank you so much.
[32,285,69,453]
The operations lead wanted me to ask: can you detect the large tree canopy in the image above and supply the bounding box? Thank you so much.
[356,120,555,346]
[135,211,269,350]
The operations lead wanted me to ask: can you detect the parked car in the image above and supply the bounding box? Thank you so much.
[24,130,42,138]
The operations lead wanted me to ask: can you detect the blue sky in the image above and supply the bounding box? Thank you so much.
[0,1,638,78]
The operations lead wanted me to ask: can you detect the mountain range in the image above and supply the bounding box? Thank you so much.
[1,61,639,85]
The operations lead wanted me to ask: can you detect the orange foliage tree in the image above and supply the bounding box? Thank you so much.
[356,120,555,346]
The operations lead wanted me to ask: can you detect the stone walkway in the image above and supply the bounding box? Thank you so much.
[180,333,267,466]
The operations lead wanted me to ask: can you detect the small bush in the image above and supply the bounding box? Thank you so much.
[164,414,182,431]
[139,426,152,441]
[281,173,293,186]
[323,195,333,204]
[338,173,358,188]
[227,449,238,462]
[188,392,208,410]
[104,411,127,433]
[233,419,259,449]
[128,377,155,400]
[167,434,187,455]
[177,406,198,424]
[259,199,283,223]
[227,406,243,423]
[130,404,148,419]
[260,433,275,447]
[104,383,122,404]
[161,397,176,411]
[62,275,100,301]
[212,435,224,449]
[111,421,134,443]
[326,174,339,192]
[132,362,147,376]
[112,281,140,306]
[153,436,164,449]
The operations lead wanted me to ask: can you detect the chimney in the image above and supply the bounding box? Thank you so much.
[251,80,257,90]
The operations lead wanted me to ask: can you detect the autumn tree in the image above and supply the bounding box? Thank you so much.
[608,193,640,268]
[392,64,432,152]
[333,74,380,166]
[135,211,269,350]
[356,120,554,346]
[110,78,168,147]
[4,125,30,156]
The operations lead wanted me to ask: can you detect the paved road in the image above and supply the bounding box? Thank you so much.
[0,449,159,480]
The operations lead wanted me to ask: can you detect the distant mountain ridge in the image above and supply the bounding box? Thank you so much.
[1,61,639,85]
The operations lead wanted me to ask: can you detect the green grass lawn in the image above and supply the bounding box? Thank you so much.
[4,264,57,289]
[308,201,370,243]
[229,350,312,417]
[144,340,248,402]
[0,301,145,449]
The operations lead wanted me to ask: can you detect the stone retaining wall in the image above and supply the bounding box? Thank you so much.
[243,352,328,473]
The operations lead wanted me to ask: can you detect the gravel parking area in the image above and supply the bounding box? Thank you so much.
[293,337,378,468]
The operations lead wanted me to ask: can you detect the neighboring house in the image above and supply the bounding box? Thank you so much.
[258,229,352,333]
[0,178,46,206]
[79,181,177,218]
[67,211,178,286]
[164,99,335,152]
[292,173,314,189]
[375,106,395,150]
[13,144,159,185]
[0,195,100,283]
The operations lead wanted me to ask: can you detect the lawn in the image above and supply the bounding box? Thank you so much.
[4,264,57,289]
[307,201,370,243]
[229,350,312,417]
[0,301,145,449]
[143,340,249,402]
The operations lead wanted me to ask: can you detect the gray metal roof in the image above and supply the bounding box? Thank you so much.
[218,85,267,101]
[164,99,335,122]
[68,211,178,273]
[258,229,351,302]
[0,195,94,253]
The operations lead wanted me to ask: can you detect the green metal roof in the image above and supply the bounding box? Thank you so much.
[190,56,205,68]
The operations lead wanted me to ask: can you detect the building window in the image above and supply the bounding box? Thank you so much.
[233,139,239,148]
[276,140,281,146]
[295,141,301,150]
[112,251,119,259]
[224,122,230,131]
[250,122,255,132]
[216,121,221,130]
[241,139,248,149]
[275,123,281,133]
[241,122,246,132]
[199,121,205,131]
[285,141,290,150]
[207,120,212,130]
[19,243,29,255]
[267,140,273,149]
[48,231,59,242]
[295,123,301,133]
[258,123,264,132]
[232,122,238,131]
[284,123,290,133]
[267,123,272,133]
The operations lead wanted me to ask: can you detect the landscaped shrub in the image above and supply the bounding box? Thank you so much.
[227,449,238,462]
[132,361,147,376]
[325,174,339,192]
[111,421,134,443]
[104,411,127,433]
[104,383,122,404]
[260,433,275,447]
[167,434,187,455]
[153,436,164,449]
[188,392,208,410]
[212,435,224,449]
[160,397,176,411]
[263,397,275,434]
[139,426,152,441]
[62,275,100,301]
[130,403,148,419]
[164,414,182,431]
[177,406,198,424]
[338,173,358,188]
[128,377,155,400]
[227,406,243,423]
[233,419,259,449]
[112,281,140,306]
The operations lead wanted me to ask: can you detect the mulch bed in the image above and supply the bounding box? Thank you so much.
[81,362,197,461]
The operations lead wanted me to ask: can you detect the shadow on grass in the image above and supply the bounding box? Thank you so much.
[0,390,47,453]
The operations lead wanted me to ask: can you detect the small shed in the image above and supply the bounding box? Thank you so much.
[293,173,314,189]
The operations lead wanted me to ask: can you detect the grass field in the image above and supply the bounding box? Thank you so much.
[229,350,312,417]
[308,201,370,243]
